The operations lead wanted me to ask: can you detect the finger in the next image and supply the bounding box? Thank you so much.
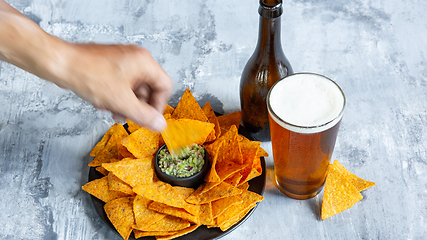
[149,89,170,114]
[132,48,173,107]
[134,84,168,115]
[93,105,107,111]
[134,84,150,102]
[111,113,126,122]
[111,88,167,132]
[128,103,166,132]
[144,70,173,113]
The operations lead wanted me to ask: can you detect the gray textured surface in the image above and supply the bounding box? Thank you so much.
[1,0,426,239]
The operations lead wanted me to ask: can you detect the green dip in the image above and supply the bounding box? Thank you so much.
[158,144,205,178]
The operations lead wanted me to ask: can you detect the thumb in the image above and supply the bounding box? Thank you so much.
[112,90,167,132]
[130,102,167,132]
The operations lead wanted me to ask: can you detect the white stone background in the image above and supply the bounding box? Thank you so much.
[0,0,426,239]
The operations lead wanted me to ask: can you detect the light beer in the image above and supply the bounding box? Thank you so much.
[267,73,345,199]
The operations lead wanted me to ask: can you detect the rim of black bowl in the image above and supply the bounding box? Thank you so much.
[154,144,209,182]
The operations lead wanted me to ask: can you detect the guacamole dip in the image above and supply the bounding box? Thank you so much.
[158,144,205,178]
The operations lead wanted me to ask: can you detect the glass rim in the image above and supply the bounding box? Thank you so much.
[266,72,346,133]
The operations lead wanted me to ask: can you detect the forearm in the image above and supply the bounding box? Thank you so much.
[0,0,70,86]
[0,1,172,131]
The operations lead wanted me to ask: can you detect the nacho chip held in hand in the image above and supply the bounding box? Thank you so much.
[161,118,214,155]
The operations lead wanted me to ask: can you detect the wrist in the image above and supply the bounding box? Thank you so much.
[0,8,74,89]
[41,37,76,89]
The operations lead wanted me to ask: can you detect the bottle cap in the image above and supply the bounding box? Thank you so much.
[259,0,283,18]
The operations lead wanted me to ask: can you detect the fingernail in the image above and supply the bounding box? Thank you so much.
[150,115,167,132]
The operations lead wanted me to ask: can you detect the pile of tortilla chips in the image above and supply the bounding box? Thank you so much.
[321,160,375,220]
[82,89,266,240]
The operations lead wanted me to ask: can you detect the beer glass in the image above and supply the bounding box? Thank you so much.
[267,73,346,200]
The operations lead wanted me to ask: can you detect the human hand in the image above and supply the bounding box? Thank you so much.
[57,43,173,132]
[0,0,173,132]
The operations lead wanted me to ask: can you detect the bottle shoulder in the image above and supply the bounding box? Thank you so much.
[241,49,293,77]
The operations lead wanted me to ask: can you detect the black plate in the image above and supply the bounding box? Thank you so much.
[88,125,266,240]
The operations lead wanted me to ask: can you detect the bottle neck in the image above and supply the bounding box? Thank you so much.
[256,15,282,53]
[256,1,283,54]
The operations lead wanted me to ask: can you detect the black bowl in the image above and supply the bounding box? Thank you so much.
[154,144,210,189]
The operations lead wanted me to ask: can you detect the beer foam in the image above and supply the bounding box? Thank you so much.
[268,73,345,134]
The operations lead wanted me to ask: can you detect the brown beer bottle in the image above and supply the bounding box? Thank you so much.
[239,0,293,140]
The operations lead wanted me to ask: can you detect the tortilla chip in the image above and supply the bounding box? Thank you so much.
[205,125,243,166]
[202,102,221,139]
[218,204,253,231]
[136,214,190,232]
[243,168,262,183]
[161,118,214,154]
[200,181,221,194]
[238,135,261,153]
[217,111,241,133]
[133,195,166,229]
[186,182,243,204]
[90,124,117,157]
[107,172,134,195]
[216,189,264,230]
[252,156,263,175]
[164,104,175,115]
[133,182,199,216]
[333,160,375,192]
[133,230,177,239]
[204,139,223,183]
[217,126,243,165]
[238,134,269,158]
[171,89,209,122]
[211,195,243,219]
[237,135,263,182]
[81,176,129,202]
[213,128,246,181]
[163,113,172,120]
[237,182,250,190]
[102,157,154,187]
[155,224,200,240]
[89,124,129,167]
[110,158,121,163]
[117,144,135,159]
[121,127,160,159]
[204,125,238,159]
[125,119,141,133]
[321,164,363,220]
[148,201,200,224]
[216,161,247,182]
[257,147,269,157]
[104,197,135,240]
[199,203,214,225]
[205,129,217,143]
[224,173,243,187]
[203,140,221,161]
[237,140,260,185]
[95,166,109,176]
